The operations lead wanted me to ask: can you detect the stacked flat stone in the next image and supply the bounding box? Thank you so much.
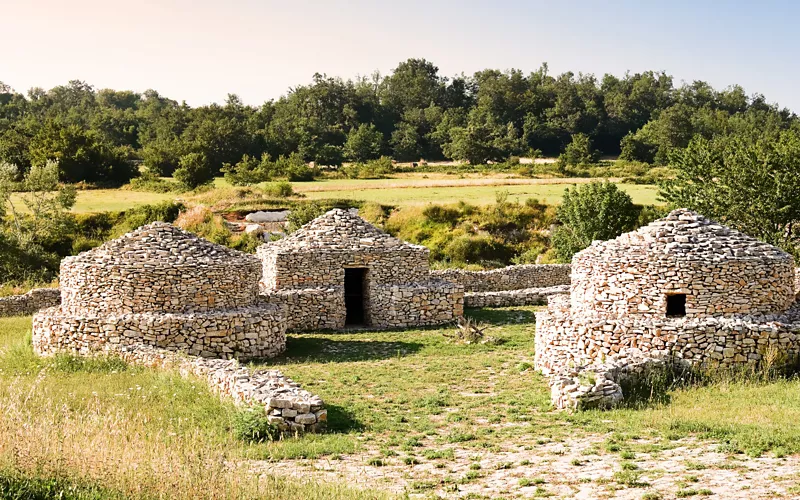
[258,209,464,331]
[433,264,571,308]
[463,285,568,308]
[433,264,571,292]
[0,288,60,317]
[536,209,800,410]
[33,223,287,360]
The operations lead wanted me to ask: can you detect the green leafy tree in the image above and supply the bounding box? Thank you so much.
[344,123,383,161]
[173,152,213,189]
[661,132,800,253]
[551,181,639,262]
[28,121,133,184]
[0,160,77,281]
[558,133,599,168]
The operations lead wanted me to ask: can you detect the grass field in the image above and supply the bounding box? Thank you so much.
[10,189,175,214]
[3,310,800,497]
[295,180,660,206]
[9,175,660,215]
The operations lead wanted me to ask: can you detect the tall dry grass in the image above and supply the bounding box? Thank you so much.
[0,318,387,499]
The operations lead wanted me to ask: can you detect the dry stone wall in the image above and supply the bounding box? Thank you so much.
[433,264,571,292]
[258,209,463,331]
[0,288,60,317]
[464,285,568,308]
[570,211,795,319]
[33,223,287,360]
[535,210,800,410]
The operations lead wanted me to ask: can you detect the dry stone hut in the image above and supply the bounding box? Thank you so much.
[33,222,287,360]
[258,209,464,331]
[536,209,800,409]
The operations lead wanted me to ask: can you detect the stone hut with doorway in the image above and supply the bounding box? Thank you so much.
[536,209,800,377]
[33,222,287,360]
[257,209,464,331]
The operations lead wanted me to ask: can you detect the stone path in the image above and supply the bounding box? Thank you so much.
[253,436,800,499]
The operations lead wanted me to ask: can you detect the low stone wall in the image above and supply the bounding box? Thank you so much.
[263,280,463,331]
[0,288,61,317]
[535,295,800,377]
[369,280,464,328]
[33,303,287,360]
[263,288,345,331]
[464,285,568,308]
[432,264,571,292]
[83,343,325,433]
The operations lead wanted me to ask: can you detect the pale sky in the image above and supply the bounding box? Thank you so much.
[3,0,799,111]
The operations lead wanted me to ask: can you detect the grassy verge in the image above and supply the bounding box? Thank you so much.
[2,308,799,497]
[0,317,387,499]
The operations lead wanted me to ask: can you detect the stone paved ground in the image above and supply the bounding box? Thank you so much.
[254,437,800,499]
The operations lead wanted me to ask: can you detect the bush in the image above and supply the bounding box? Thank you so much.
[340,156,394,179]
[422,205,461,225]
[127,171,182,193]
[551,181,640,262]
[558,133,600,169]
[443,233,512,265]
[232,409,280,443]
[287,202,327,232]
[263,181,295,198]
[174,152,214,189]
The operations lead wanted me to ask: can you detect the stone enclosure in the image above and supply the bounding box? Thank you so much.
[536,209,800,409]
[22,205,800,420]
[257,209,464,331]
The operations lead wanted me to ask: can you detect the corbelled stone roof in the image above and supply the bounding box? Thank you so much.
[578,208,792,262]
[68,222,257,266]
[264,208,423,252]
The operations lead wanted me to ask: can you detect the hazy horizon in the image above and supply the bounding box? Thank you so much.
[4,0,799,111]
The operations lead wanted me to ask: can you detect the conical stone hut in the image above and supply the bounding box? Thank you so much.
[33,222,286,359]
[257,208,464,331]
[536,209,799,376]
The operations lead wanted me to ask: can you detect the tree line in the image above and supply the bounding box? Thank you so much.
[2,59,796,185]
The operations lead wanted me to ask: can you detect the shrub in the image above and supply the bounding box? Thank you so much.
[232,409,279,443]
[221,154,267,186]
[551,181,639,262]
[174,152,214,189]
[422,205,461,225]
[558,133,600,169]
[443,233,511,265]
[340,156,394,179]
[127,171,182,193]
[263,181,295,198]
[287,202,327,232]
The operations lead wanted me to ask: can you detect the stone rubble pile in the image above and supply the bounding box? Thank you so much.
[0,288,60,317]
[536,209,800,410]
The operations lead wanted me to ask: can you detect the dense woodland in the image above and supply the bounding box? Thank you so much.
[3,58,800,285]
[2,58,798,184]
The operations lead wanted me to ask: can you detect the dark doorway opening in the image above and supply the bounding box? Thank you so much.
[344,268,367,325]
[666,294,686,317]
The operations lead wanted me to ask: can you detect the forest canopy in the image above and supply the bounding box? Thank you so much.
[2,59,796,185]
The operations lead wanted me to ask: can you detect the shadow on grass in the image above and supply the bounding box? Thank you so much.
[277,337,424,363]
[325,403,366,433]
[465,307,537,325]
